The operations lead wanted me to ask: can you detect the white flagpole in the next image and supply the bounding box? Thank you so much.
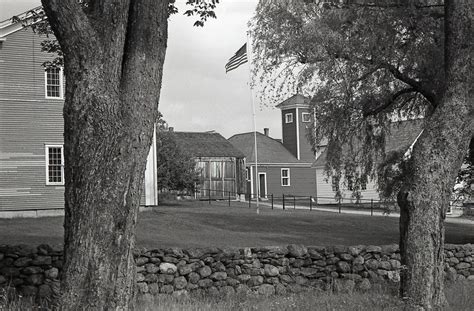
[246,33,259,214]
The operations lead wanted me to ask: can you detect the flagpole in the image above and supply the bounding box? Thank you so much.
[246,32,259,214]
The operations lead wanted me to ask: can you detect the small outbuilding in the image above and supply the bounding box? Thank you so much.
[162,130,246,199]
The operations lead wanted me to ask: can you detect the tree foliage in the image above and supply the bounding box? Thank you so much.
[156,121,199,194]
[252,1,473,308]
[251,0,468,199]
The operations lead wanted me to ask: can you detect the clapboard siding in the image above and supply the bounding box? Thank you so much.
[250,165,316,197]
[281,108,297,158]
[0,26,65,212]
[315,168,380,204]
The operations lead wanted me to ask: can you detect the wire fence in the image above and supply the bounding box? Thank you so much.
[191,188,398,216]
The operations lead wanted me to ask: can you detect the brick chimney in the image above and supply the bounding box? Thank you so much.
[264,128,269,136]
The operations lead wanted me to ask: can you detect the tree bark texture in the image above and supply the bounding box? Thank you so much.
[398,1,473,310]
[41,0,169,309]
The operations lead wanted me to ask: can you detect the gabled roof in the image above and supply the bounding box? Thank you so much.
[162,131,245,158]
[312,119,424,168]
[275,94,310,110]
[0,6,44,41]
[229,132,304,164]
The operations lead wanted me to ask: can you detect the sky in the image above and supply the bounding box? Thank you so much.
[0,0,284,139]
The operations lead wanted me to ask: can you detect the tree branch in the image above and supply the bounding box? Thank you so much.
[119,0,170,119]
[334,49,437,106]
[363,87,416,117]
[379,63,437,106]
[41,0,97,58]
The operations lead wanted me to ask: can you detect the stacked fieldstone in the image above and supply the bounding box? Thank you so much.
[0,244,61,298]
[133,244,405,297]
[444,244,474,281]
[0,243,472,300]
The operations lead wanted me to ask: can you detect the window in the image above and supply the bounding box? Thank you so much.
[281,168,290,186]
[347,176,354,191]
[331,176,339,192]
[45,67,64,99]
[246,167,251,181]
[285,113,293,123]
[45,145,64,185]
[302,112,311,123]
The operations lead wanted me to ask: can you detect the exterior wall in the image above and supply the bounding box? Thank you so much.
[297,108,316,162]
[0,28,64,212]
[195,157,242,199]
[250,165,316,198]
[315,168,380,204]
[281,108,298,159]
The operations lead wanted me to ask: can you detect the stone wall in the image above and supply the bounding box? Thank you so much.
[0,243,473,299]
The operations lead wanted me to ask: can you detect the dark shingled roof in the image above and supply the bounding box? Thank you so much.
[228,132,305,164]
[312,119,424,167]
[162,131,245,158]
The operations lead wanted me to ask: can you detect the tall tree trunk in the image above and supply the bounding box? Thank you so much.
[41,0,169,309]
[399,1,473,309]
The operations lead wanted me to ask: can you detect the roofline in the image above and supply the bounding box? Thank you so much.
[275,94,311,109]
[228,131,264,140]
[0,6,44,40]
[247,162,313,167]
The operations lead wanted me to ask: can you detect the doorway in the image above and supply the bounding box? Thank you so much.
[258,173,267,199]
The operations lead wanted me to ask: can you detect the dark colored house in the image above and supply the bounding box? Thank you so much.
[229,94,316,199]
[165,131,246,199]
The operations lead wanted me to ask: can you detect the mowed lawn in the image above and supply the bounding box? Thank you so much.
[1,201,473,248]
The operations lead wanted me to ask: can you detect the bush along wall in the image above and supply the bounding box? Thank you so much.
[0,243,473,300]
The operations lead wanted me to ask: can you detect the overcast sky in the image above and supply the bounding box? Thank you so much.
[0,0,284,139]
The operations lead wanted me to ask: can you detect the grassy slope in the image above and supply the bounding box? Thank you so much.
[0,201,473,248]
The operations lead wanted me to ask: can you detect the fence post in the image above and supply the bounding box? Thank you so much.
[338,198,341,213]
[283,194,285,210]
[209,189,211,205]
[371,199,373,216]
[271,194,274,210]
[293,196,296,209]
[310,196,312,211]
[228,191,231,207]
[249,194,251,208]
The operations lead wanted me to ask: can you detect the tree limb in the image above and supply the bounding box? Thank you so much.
[363,87,416,117]
[41,0,97,57]
[379,63,437,106]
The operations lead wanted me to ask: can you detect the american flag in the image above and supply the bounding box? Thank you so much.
[225,43,248,73]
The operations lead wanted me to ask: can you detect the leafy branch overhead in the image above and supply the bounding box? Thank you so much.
[13,0,219,67]
[251,0,449,199]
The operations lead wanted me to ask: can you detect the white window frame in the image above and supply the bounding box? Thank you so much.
[44,67,64,99]
[332,176,339,192]
[285,113,293,124]
[302,112,311,123]
[281,168,290,186]
[45,144,65,186]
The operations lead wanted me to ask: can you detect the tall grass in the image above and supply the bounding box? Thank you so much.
[1,282,473,310]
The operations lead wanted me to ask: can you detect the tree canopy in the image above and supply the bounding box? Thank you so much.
[251,0,468,200]
[251,1,473,308]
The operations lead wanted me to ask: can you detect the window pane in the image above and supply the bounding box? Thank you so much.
[46,68,61,98]
[302,113,311,122]
[47,146,63,184]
